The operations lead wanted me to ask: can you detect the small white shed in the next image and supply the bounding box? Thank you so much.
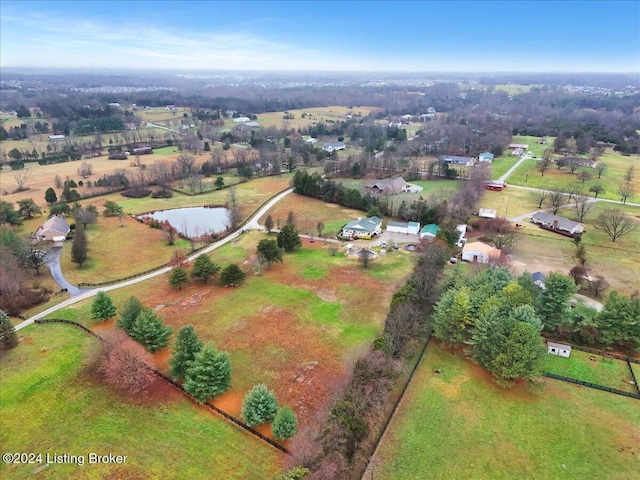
[547,342,572,358]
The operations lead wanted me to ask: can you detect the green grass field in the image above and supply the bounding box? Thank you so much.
[0,324,282,479]
[375,341,640,480]
[544,349,636,393]
[50,232,416,427]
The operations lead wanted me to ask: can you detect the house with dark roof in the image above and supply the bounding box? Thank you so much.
[439,155,474,166]
[509,143,529,150]
[530,212,585,237]
[340,216,383,239]
[364,177,409,195]
[531,272,546,289]
[560,156,597,168]
[34,215,70,242]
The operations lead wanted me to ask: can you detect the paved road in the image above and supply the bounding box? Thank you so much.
[145,122,182,134]
[497,155,531,183]
[45,247,87,296]
[15,188,294,331]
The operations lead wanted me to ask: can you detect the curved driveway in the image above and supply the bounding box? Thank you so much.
[45,247,87,296]
[15,188,293,331]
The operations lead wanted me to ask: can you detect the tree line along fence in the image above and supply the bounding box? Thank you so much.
[75,187,293,289]
[34,318,290,454]
[359,332,433,480]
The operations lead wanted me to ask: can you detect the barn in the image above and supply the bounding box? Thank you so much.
[547,342,572,358]
[461,242,501,264]
[386,221,420,235]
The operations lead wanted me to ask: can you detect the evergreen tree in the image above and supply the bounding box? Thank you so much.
[91,291,117,321]
[537,272,578,331]
[169,325,203,381]
[0,310,19,349]
[277,224,301,252]
[256,239,283,267]
[118,296,143,333]
[489,321,546,387]
[272,406,298,440]
[71,225,88,267]
[169,266,190,290]
[190,255,220,283]
[17,198,42,218]
[129,308,172,352]
[220,264,246,286]
[241,383,279,427]
[264,214,274,234]
[432,286,472,353]
[596,291,640,352]
[184,344,232,402]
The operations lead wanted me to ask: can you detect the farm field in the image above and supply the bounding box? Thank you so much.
[507,201,640,295]
[375,341,640,480]
[252,105,382,130]
[51,232,416,429]
[492,84,539,95]
[544,349,636,393]
[260,192,367,236]
[0,323,282,479]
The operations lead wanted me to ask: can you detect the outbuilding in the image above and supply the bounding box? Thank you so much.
[547,342,572,358]
[461,241,500,264]
[419,223,440,239]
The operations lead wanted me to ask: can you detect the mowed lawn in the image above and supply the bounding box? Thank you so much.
[375,341,640,480]
[51,232,416,428]
[0,324,282,480]
[544,349,636,393]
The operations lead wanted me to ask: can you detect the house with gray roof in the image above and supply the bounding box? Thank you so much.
[340,216,383,239]
[364,177,409,195]
[530,212,585,237]
[34,215,70,242]
[322,141,346,152]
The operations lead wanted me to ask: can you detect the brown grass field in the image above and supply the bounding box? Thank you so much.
[51,232,416,430]
[252,105,382,130]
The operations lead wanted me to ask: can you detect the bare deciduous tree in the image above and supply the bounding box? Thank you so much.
[618,183,634,204]
[595,162,607,179]
[13,168,31,191]
[595,209,637,242]
[624,165,635,185]
[536,157,552,176]
[576,170,592,183]
[546,189,566,215]
[78,162,93,179]
[530,189,550,209]
[574,195,594,222]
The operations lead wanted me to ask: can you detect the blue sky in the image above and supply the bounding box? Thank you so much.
[1,1,638,72]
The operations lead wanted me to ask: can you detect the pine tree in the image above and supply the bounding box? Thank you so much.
[45,187,57,205]
[432,286,472,353]
[241,383,279,427]
[129,308,172,352]
[264,214,274,234]
[220,264,246,286]
[184,344,232,402]
[118,296,143,333]
[91,291,117,321]
[71,225,88,267]
[277,224,301,252]
[190,255,220,283]
[169,325,203,381]
[0,310,19,349]
[272,406,298,440]
[169,266,189,290]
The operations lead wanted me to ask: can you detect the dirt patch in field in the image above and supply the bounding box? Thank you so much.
[219,308,345,428]
[210,390,244,417]
[92,318,116,332]
[152,347,171,371]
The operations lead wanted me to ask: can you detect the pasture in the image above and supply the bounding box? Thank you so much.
[0,323,282,479]
[507,201,640,295]
[544,349,636,393]
[374,341,640,480]
[51,232,416,429]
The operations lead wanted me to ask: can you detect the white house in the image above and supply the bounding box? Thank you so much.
[305,137,318,144]
[340,216,383,240]
[455,224,467,247]
[478,208,497,219]
[34,215,70,242]
[48,134,65,140]
[233,117,251,123]
[322,141,345,152]
[461,242,501,264]
[547,342,572,358]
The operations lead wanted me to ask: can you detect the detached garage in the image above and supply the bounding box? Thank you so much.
[386,221,420,235]
[461,242,501,264]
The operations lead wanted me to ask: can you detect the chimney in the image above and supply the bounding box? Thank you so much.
[553,220,558,230]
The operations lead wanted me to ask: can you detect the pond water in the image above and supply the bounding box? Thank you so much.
[138,206,230,238]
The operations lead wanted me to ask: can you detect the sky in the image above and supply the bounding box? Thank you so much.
[1,1,639,73]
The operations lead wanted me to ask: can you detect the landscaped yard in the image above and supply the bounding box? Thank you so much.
[50,232,416,429]
[375,341,640,480]
[0,323,282,479]
[544,349,636,393]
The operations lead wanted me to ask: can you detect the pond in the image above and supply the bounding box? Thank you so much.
[138,206,230,238]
